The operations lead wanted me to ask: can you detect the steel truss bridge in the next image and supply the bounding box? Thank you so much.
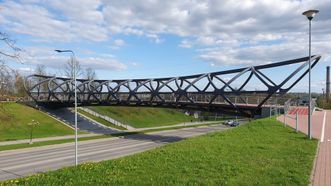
[24,55,321,117]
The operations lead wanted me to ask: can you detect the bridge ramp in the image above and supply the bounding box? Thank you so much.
[42,108,119,134]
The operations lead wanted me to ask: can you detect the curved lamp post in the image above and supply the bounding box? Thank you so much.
[302,9,319,139]
[55,49,78,165]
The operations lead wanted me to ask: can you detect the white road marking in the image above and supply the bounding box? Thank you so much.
[320,111,327,142]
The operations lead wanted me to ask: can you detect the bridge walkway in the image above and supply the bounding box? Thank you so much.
[42,108,119,134]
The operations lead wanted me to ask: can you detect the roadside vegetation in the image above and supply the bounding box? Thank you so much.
[0,102,74,141]
[7,117,317,185]
[87,106,199,128]
[316,96,331,109]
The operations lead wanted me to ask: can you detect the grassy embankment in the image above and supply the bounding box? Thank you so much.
[6,117,317,185]
[77,109,126,130]
[0,102,75,141]
[88,106,199,128]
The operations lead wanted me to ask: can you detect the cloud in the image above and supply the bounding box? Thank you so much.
[82,57,126,71]
[113,39,126,47]
[131,62,138,67]
[21,47,126,71]
[146,34,163,44]
[99,0,331,65]
[198,43,305,66]
[0,0,107,42]
[1,0,331,67]
[178,40,192,48]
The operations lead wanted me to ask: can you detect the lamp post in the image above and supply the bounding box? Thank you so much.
[55,49,78,165]
[302,9,319,139]
[28,119,40,144]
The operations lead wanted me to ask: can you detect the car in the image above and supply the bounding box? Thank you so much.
[224,120,234,125]
[229,121,240,127]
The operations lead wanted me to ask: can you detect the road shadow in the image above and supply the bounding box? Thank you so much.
[121,133,184,143]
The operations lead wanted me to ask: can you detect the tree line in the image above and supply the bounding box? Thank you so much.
[0,32,97,100]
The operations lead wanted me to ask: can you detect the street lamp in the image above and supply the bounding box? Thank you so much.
[302,9,319,139]
[28,119,40,144]
[55,49,78,165]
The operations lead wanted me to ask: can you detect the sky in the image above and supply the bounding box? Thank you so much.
[0,0,331,93]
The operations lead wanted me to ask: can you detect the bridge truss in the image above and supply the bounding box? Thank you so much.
[24,55,321,117]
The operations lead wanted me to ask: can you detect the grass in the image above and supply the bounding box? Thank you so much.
[78,109,126,130]
[0,102,74,141]
[87,106,198,128]
[0,122,223,151]
[316,96,331,109]
[5,117,317,185]
[0,135,107,151]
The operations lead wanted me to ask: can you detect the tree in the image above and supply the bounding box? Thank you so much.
[14,71,27,97]
[0,31,23,100]
[0,62,15,98]
[35,64,47,76]
[63,57,83,79]
[85,67,97,80]
[0,32,22,63]
[34,65,48,93]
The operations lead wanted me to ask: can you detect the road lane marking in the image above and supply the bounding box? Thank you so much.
[1,141,155,171]
[320,111,327,142]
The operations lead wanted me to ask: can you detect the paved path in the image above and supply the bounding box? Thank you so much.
[277,109,331,186]
[312,110,331,186]
[277,110,324,139]
[0,124,230,181]
[43,108,119,134]
[0,134,101,146]
[132,121,223,131]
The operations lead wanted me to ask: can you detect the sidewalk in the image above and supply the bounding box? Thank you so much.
[277,109,330,186]
[0,134,101,146]
[312,110,331,186]
[277,110,323,139]
[131,120,225,132]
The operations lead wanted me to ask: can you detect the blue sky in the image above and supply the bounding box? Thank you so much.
[1,0,331,92]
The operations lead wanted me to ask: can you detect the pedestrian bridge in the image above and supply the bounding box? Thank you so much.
[24,55,321,117]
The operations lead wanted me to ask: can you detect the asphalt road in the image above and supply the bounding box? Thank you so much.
[0,124,230,181]
[43,108,118,134]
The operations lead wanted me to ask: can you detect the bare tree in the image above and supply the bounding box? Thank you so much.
[0,62,15,98]
[0,32,22,63]
[34,65,48,93]
[0,32,24,100]
[14,70,26,97]
[85,67,97,80]
[63,57,83,79]
[35,64,47,76]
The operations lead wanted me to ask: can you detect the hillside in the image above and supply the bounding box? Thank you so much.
[87,106,198,128]
[8,117,317,185]
[0,102,74,141]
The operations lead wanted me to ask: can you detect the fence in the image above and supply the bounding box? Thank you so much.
[79,107,133,130]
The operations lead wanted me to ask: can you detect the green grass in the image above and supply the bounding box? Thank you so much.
[0,135,108,151]
[78,109,126,130]
[0,122,223,151]
[87,106,198,128]
[0,102,74,141]
[6,117,317,185]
